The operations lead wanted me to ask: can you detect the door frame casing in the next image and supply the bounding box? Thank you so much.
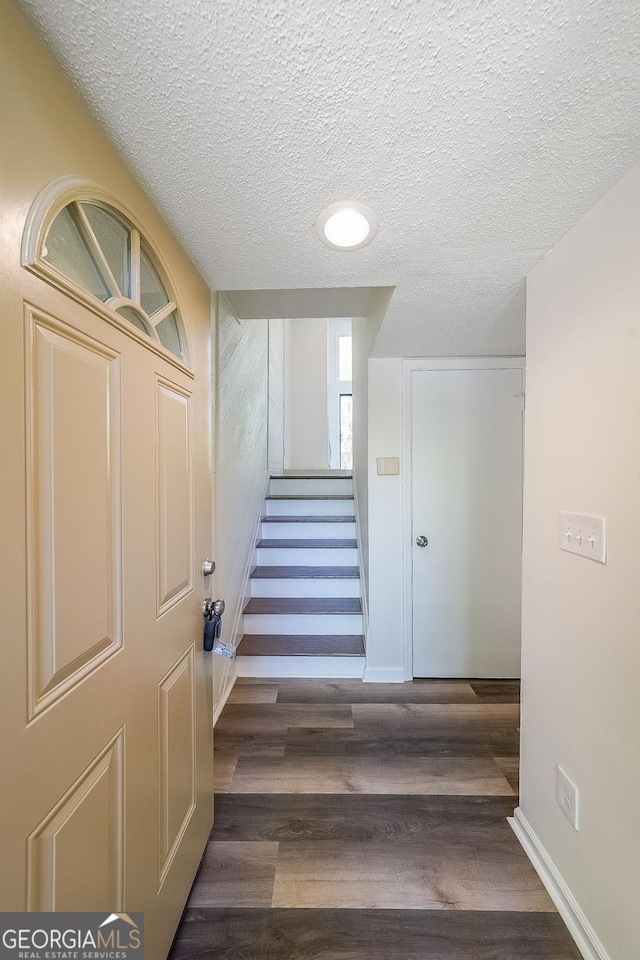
[401,357,526,681]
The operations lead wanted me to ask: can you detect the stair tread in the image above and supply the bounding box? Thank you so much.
[251,566,360,579]
[244,597,362,614]
[237,634,365,657]
[266,495,354,501]
[258,539,357,548]
[262,515,355,523]
[271,474,352,480]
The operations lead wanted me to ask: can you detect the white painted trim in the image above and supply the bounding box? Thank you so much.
[227,471,270,652]
[402,357,526,373]
[327,317,352,469]
[212,664,237,727]
[352,477,368,651]
[362,665,406,683]
[237,656,365,678]
[210,470,270,705]
[509,808,611,960]
[401,357,526,680]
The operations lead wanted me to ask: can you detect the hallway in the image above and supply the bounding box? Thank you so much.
[170,679,580,959]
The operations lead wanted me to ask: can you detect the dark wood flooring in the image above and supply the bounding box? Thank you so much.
[169,679,580,960]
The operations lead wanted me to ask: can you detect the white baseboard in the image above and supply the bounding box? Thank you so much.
[236,656,365,678]
[509,808,610,960]
[362,665,406,683]
[212,665,237,727]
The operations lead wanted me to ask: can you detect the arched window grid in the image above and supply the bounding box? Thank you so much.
[21,178,191,371]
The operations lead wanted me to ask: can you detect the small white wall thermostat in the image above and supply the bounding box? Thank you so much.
[377,457,400,476]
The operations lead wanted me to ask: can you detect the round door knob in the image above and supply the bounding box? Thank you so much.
[415,535,429,547]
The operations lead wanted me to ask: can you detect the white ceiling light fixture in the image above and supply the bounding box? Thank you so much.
[316,202,377,251]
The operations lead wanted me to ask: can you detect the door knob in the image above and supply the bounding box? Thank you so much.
[415,535,429,547]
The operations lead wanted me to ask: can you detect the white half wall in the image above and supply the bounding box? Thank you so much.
[363,358,405,681]
[352,289,394,609]
[520,161,640,959]
[214,294,270,708]
[284,317,329,469]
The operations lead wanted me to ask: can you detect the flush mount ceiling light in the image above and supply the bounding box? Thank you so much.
[316,202,378,251]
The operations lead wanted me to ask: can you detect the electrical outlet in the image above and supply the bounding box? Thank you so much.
[557,767,579,830]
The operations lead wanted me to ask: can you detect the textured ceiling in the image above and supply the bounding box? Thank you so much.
[19,0,640,357]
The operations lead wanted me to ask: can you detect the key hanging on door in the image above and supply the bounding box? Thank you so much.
[203,598,230,655]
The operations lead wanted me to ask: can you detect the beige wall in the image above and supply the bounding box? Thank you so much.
[521,161,640,959]
[284,317,329,469]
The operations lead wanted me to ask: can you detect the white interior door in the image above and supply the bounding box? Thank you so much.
[411,365,523,678]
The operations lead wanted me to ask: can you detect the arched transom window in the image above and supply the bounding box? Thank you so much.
[23,180,188,363]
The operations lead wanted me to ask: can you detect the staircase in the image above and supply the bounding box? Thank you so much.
[236,473,366,677]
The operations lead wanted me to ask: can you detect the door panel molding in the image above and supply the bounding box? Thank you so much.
[156,377,194,617]
[157,644,197,890]
[402,357,525,680]
[24,304,123,721]
[27,727,125,911]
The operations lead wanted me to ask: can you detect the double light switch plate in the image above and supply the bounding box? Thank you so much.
[559,512,606,563]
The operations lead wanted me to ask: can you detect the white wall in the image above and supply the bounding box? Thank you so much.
[284,317,329,469]
[268,318,285,474]
[214,294,270,707]
[520,162,640,959]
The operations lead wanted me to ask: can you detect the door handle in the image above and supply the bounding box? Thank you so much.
[415,535,429,547]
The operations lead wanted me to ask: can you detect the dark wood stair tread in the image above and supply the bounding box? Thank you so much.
[262,515,355,523]
[257,539,357,548]
[266,495,354,501]
[237,634,365,657]
[251,566,360,579]
[244,597,362,614]
[270,474,352,480]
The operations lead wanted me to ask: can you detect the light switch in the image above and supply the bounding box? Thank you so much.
[559,512,606,563]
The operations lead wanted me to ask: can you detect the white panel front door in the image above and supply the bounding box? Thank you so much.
[411,366,523,678]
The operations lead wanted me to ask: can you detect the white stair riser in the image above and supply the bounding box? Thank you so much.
[237,656,365,678]
[262,521,356,539]
[243,613,363,634]
[265,498,354,517]
[270,479,353,496]
[257,547,358,566]
[250,578,361,598]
